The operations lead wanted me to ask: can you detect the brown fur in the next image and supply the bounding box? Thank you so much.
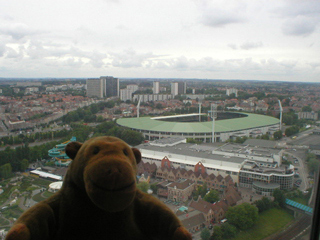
[6,136,192,240]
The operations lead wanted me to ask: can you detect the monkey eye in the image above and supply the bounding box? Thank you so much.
[123,149,129,156]
[93,146,100,155]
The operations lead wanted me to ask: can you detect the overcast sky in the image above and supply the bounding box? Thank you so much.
[0,0,319,82]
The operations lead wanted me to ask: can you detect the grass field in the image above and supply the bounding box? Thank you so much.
[32,191,55,202]
[231,208,294,240]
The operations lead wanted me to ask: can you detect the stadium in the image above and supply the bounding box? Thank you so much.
[116,112,280,142]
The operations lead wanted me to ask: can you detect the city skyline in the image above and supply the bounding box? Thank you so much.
[0,0,319,82]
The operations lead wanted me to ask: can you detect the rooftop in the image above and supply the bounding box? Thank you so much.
[137,142,244,172]
[117,113,279,133]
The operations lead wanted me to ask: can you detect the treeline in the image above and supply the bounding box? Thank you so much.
[0,129,70,146]
[0,121,144,179]
[282,111,314,137]
[0,141,60,179]
[61,101,115,123]
[92,121,144,146]
[208,189,287,240]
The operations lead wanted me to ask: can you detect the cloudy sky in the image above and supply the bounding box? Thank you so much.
[0,0,319,82]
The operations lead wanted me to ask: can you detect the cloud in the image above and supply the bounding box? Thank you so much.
[109,49,157,68]
[5,46,25,59]
[0,23,44,40]
[240,41,263,50]
[227,42,263,50]
[275,1,320,18]
[0,44,5,57]
[281,16,317,36]
[197,0,246,27]
[228,44,238,50]
[274,1,320,37]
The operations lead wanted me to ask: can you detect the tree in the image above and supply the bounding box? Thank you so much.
[150,183,158,194]
[306,153,320,173]
[273,130,283,140]
[137,182,149,193]
[96,115,104,122]
[0,163,12,179]
[273,189,286,208]
[114,109,122,114]
[302,105,312,112]
[200,228,210,240]
[254,196,273,213]
[220,223,237,239]
[20,159,29,172]
[282,112,298,125]
[211,226,223,240]
[285,125,299,137]
[226,203,259,230]
[204,189,219,203]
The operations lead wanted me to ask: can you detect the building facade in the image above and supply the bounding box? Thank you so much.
[167,179,195,202]
[153,81,160,94]
[171,82,186,96]
[120,84,138,101]
[132,94,174,102]
[86,78,104,98]
[87,76,119,98]
[226,88,238,97]
[101,76,119,98]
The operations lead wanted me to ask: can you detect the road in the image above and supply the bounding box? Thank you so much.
[285,150,309,191]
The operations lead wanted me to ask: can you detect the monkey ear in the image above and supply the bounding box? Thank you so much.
[132,148,141,164]
[65,141,82,160]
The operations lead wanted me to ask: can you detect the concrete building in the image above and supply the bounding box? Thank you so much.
[298,111,318,121]
[153,81,160,94]
[86,78,104,98]
[86,76,119,98]
[136,138,294,192]
[226,88,238,97]
[101,76,119,98]
[117,112,280,142]
[132,94,174,103]
[120,85,138,101]
[171,82,186,96]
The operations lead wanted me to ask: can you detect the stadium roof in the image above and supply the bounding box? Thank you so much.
[117,113,279,133]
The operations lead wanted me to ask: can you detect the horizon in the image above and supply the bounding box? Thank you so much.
[0,77,319,84]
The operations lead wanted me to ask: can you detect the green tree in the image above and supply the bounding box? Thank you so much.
[221,223,237,239]
[96,115,104,122]
[119,129,144,146]
[285,125,299,137]
[211,226,223,240]
[306,153,320,173]
[200,228,210,240]
[282,112,298,125]
[273,130,283,140]
[150,183,158,194]
[302,105,312,112]
[114,109,122,114]
[254,196,273,213]
[0,163,12,179]
[273,189,286,208]
[20,159,29,172]
[204,189,219,203]
[156,103,163,109]
[137,182,149,193]
[226,203,259,230]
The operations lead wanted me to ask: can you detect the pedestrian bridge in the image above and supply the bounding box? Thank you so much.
[286,199,313,215]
